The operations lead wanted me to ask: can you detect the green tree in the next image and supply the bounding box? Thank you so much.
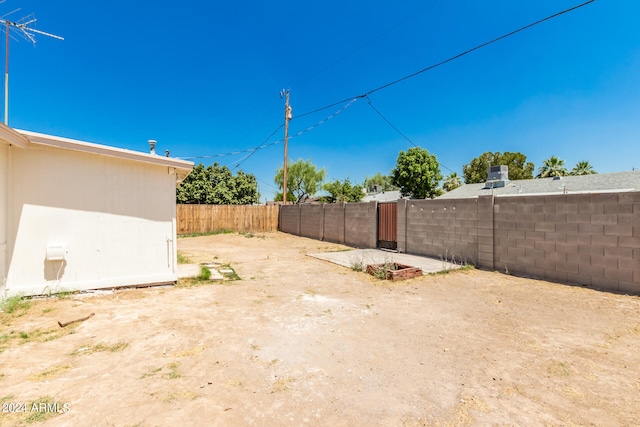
[273,192,296,202]
[363,172,397,192]
[274,159,326,203]
[176,163,260,204]
[463,152,534,184]
[322,179,365,203]
[233,171,261,204]
[570,160,597,176]
[537,156,568,178]
[443,172,463,192]
[391,147,443,199]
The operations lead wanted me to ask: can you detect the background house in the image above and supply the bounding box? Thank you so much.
[362,190,402,203]
[438,169,640,199]
[0,124,193,297]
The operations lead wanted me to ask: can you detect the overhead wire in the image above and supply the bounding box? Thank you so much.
[184,98,358,165]
[293,0,442,88]
[364,96,417,148]
[231,97,358,169]
[229,124,284,169]
[179,124,283,161]
[196,2,443,167]
[295,0,596,119]
[288,98,358,140]
[255,176,279,191]
[364,95,456,174]
[178,0,594,174]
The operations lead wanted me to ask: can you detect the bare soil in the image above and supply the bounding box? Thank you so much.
[1,232,639,426]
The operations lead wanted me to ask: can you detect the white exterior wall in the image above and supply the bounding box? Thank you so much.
[5,144,180,296]
[0,144,7,293]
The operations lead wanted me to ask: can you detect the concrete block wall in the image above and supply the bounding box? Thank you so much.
[299,204,324,240]
[398,198,483,266]
[279,204,300,235]
[323,203,346,243]
[344,202,377,248]
[476,196,495,269]
[279,202,377,249]
[493,192,640,293]
[280,191,639,294]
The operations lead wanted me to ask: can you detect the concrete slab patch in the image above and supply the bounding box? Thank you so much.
[307,249,461,274]
[207,268,225,280]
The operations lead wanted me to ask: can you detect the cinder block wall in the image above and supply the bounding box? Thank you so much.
[279,202,377,248]
[279,205,300,235]
[493,192,640,294]
[476,196,495,269]
[344,202,377,248]
[323,204,345,243]
[280,192,639,294]
[398,198,483,266]
[299,205,324,240]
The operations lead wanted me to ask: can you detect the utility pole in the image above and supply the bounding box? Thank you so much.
[281,89,292,205]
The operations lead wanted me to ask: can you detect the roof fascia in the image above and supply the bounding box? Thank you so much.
[0,123,30,148]
[16,129,193,173]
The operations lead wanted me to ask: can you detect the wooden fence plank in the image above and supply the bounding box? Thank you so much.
[177,204,279,234]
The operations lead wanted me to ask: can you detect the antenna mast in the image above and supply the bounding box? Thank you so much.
[0,6,63,125]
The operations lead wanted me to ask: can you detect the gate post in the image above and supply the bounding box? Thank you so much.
[397,199,407,253]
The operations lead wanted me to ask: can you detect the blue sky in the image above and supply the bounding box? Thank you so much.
[5,0,640,201]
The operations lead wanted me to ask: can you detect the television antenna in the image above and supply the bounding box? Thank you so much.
[0,4,63,125]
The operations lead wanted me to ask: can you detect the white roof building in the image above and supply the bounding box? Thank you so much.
[0,124,193,297]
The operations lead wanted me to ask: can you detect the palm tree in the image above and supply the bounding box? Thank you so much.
[570,161,597,176]
[536,156,568,178]
[443,172,463,192]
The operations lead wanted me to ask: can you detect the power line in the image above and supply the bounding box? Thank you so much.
[181,98,358,163]
[365,96,417,148]
[365,95,456,174]
[222,2,442,165]
[288,98,357,139]
[294,0,442,88]
[255,176,279,191]
[182,1,595,170]
[233,98,357,169]
[179,124,283,161]
[296,0,595,119]
[230,123,284,169]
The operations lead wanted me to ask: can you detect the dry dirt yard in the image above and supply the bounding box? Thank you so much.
[1,232,639,427]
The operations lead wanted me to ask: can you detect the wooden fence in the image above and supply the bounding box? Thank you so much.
[177,204,279,235]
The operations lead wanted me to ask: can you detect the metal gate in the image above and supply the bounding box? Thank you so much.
[377,202,398,250]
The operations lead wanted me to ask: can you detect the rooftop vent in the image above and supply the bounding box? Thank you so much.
[484,165,509,189]
[148,139,157,155]
[488,165,508,181]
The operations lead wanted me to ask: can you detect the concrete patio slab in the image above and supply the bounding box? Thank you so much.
[307,249,461,274]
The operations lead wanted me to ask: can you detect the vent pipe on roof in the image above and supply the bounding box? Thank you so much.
[148,139,157,155]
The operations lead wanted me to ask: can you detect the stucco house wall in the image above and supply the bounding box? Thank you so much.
[0,142,7,286]
[1,126,193,297]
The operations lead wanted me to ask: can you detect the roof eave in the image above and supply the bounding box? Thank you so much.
[0,123,30,148]
[16,129,193,175]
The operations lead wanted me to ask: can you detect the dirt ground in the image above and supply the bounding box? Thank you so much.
[1,232,639,427]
